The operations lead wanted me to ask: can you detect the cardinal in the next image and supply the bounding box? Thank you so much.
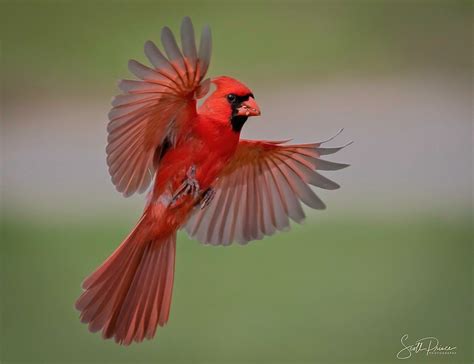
[76,17,350,345]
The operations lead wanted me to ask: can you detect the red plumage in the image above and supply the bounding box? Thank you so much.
[76,17,350,345]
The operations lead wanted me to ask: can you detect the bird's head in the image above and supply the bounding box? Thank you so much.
[200,76,261,132]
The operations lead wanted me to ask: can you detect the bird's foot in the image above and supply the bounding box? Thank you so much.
[200,188,215,209]
[171,165,200,206]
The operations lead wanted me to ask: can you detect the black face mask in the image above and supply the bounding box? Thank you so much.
[226,93,255,132]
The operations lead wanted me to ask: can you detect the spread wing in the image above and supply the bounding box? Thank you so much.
[106,17,212,197]
[184,131,351,245]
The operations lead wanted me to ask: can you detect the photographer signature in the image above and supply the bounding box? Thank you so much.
[396,334,457,360]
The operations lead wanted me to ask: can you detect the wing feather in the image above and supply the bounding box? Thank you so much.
[218,176,234,244]
[184,133,350,245]
[107,17,212,196]
[259,160,278,235]
[270,160,306,223]
[234,164,248,242]
[144,41,175,74]
[180,16,198,61]
[161,27,184,62]
[263,158,291,231]
[246,163,261,240]
[198,25,212,76]
[233,162,251,244]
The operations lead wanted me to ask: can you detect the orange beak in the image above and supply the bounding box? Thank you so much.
[236,97,261,117]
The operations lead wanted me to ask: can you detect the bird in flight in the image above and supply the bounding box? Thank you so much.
[76,17,350,345]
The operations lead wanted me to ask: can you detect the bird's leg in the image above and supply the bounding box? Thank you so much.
[170,165,200,206]
[200,187,215,209]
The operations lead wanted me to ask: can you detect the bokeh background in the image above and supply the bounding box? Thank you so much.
[1,1,472,363]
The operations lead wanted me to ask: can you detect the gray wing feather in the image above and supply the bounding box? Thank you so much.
[198,25,212,76]
[161,26,184,63]
[144,41,173,71]
[180,16,198,61]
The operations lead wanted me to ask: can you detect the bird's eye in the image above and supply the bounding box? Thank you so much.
[227,94,236,102]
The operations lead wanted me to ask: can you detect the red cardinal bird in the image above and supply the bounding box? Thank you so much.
[76,17,350,345]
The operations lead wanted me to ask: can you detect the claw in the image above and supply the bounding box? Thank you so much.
[170,165,200,206]
[200,188,215,209]
[186,165,196,179]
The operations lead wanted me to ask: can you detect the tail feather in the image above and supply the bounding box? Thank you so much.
[75,217,177,345]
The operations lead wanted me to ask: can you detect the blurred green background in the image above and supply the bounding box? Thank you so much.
[1,0,472,363]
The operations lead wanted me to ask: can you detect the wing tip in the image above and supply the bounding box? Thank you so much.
[319,128,344,144]
[316,159,351,171]
[327,183,341,190]
[161,25,173,36]
[144,40,156,51]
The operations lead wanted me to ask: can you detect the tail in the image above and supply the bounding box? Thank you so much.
[75,215,176,345]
